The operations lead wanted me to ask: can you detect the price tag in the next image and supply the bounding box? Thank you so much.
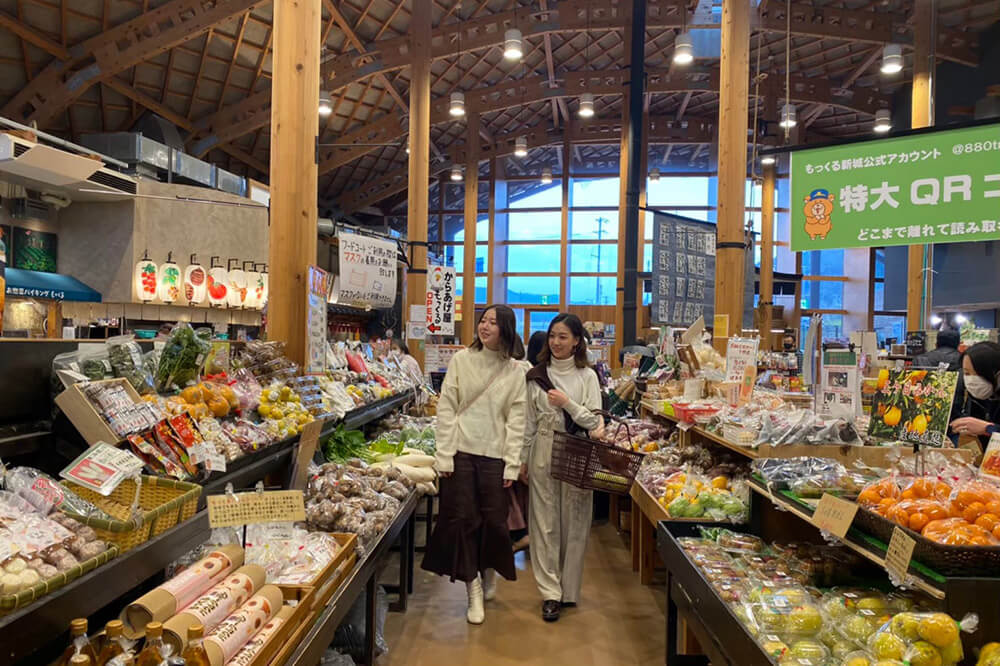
[60,442,145,496]
[187,443,209,465]
[204,450,227,473]
[207,490,306,528]
[885,526,916,581]
[813,493,858,538]
[292,420,323,491]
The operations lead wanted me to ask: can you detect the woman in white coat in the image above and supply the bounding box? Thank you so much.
[523,313,602,622]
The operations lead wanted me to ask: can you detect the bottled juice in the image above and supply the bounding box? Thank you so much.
[58,618,99,666]
[97,620,126,665]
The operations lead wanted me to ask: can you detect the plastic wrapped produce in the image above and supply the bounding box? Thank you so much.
[107,334,156,395]
[155,323,212,392]
[867,611,976,666]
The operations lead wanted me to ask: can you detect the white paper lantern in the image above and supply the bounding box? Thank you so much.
[157,252,181,304]
[183,254,207,304]
[259,265,269,310]
[133,251,158,303]
[226,259,246,308]
[244,263,261,309]
[207,256,228,307]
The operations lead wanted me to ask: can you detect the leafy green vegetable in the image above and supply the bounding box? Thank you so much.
[155,323,211,392]
[322,425,375,463]
[370,438,404,456]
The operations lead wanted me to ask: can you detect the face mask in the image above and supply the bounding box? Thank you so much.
[966,374,994,399]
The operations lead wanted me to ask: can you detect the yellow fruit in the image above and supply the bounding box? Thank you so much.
[280,386,292,399]
[257,403,271,417]
[878,368,890,390]
[845,658,872,666]
[884,406,902,427]
[907,640,942,666]
[870,632,906,660]
[711,476,729,489]
[270,408,284,420]
[938,638,962,664]
[180,385,204,404]
[918,614,959,648]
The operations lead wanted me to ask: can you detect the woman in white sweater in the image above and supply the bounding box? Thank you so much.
[523,313,602,622]
[421,304,527,624]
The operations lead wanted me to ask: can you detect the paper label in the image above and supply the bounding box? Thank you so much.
[207,490,306,528]
[226,615,286,666]
[204,450,227,473]
[182,571,256,630]
[292,420,323,491]
[206,591,277,663]
[725,337,759,383]
[713,314,729,339]
[813,493,858,538]
[980,432,1000,480]
[885,526,916,581]
[60,442,145,496]
[161,551,236,610]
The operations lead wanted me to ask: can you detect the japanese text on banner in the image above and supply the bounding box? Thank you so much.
[336,233,398,308]
[725,337,760,383]
[426,266,456,336]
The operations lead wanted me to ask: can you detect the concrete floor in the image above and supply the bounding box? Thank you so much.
[379,523,666,665]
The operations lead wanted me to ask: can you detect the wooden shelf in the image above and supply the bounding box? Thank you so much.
[639,400,758,459]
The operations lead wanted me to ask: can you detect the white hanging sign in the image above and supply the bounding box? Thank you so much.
[337,233,398,309]
[426,266,456,336]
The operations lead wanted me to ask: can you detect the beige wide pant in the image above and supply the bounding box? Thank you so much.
[528,425,593,604]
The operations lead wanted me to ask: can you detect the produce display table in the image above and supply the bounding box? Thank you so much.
[630,481,670,584]
[283,490,420,666]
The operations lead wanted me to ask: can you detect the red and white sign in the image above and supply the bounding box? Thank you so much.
[60,442,144,496]
[426,266,456,336]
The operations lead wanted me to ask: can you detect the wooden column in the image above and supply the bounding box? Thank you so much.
[267,0,320,365]
[760,163,776,348]
[461,113,480,344]
[486,156,498,307]
[714,0,750,350]
[406,0,431,367]
[907,0,933,331]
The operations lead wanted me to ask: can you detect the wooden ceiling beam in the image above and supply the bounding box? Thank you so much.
[0,7,69,59]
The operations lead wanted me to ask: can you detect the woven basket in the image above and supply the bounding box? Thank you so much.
[550,411,644,496]
[854,506,1000,576]
[0,546,118,614]
[59,476,201,553]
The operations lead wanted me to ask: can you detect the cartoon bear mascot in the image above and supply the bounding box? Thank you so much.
[803,189,834,240]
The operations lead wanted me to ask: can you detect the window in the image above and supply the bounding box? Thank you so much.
[444,214,489,242]
[874,314,906,346]
[529,311,558,335]
[570,210,618,240]
[569,276,616,306]
[444,244,488,272]
[800,314,846,349]
[508,182,562,209]
[455,276,488,304]
[507,211,561,241]
[643,243,652,273]
[646,176,711,207]
[801,249,845,276]
[506,244,561,272]
[506,276,560,305]
[801,280,844,310]
[571,178,620,206]
[569,243,618,273]
[874,282,885,311]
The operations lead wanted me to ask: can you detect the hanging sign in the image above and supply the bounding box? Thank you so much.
[791,122,1000,251]
[426,265,456,336]
[819,349,861,418]
[868,368,959,447]
[424,343,464,373]
[725,337,759,383]
[337,233,398,308]
[207,490,306,528]
[305,265,329,374]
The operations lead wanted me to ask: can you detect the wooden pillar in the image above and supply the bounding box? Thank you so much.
[760,163,776,348]
[486,156,498,306]
[907,0,933,331]
[714,0,750,350]
[267,0,320,365]
[406,0,431,367]
[621,0,645,349]
[461,113,480,344]
[560,130,571,307]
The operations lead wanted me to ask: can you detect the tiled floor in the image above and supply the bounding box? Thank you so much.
[379,523,666,665]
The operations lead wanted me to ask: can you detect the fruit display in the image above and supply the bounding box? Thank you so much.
[599,418,671,452]
[373,415,438,456]
[257,382,315,439]
[637,440,749,495]
[754,457,878,500]
[659,471,748,522]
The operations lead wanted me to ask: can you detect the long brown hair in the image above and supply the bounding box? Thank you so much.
[537,313,590,368]
[470,305,525,360]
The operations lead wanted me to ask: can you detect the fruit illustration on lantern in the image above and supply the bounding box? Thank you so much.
[133,250,158,302]
[208,256,228,307]
[158,252,181,304]
[184,254,207,304]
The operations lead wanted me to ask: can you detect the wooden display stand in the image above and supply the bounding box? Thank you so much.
[54,378,141,446]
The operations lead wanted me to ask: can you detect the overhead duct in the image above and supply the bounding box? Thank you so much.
[318,217,335,236]
[0,134,137,201]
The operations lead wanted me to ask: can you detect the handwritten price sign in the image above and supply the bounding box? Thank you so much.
[336,233,398,309]
[813,493,858,538]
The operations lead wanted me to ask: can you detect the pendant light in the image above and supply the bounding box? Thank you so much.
[648,168,661,182]
[503,28,523,61]
[207,256,228,307]
[318,91,333,117]
[873,109,892,133]
[761,155,776,166]
[881,44,903,74]
[183,254,206,304]
[450,91,466,117]
[673,32,694,65]
[578,93,595,118]
[450,164,463,181]
[259,264,269,310]
[514,136,528,157]
[541,167,553,185]
[245,262,263,309]
[158,252,181,304]
[779,103,797,129]
[226,258,246,308]
[133,250,158,303]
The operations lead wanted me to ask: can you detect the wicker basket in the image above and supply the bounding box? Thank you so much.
[59,476,201,553]
[550,411,644,496]
[0,546,118,613]
[854,506,1000,576]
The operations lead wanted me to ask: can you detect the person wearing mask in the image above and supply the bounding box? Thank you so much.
[523,313,603,622]
[391,339,423,383]
[913,329,961,370]
[950,341,1000,442]
[421,305,527,625]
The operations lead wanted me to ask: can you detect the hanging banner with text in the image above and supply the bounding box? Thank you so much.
[791,122,1000,251]
[426,265,456,336]
[337,233,398,308]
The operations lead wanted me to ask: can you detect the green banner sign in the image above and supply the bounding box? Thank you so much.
[790,123,1000,251]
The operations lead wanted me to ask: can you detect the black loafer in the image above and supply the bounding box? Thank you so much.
[542,600,561,622]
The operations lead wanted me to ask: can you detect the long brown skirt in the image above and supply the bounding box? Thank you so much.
[421,451,516,583]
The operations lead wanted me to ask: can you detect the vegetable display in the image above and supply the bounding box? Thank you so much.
[155,323,212,392]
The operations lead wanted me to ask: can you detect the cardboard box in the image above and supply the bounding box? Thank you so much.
[55,378,142,446]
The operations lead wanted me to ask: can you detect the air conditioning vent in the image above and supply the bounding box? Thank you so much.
[9,197,50,220]
[12,142,28,158]
[87,169,137,195]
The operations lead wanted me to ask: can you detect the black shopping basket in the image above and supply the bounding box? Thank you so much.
[550,410,643,495]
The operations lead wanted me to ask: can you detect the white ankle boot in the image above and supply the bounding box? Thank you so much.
[466,576,485,624]
[482,569,497,601]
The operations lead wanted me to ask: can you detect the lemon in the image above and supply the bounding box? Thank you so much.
[257,403,271,418]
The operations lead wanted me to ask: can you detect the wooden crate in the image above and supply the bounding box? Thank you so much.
[274,533,356,610]
[54,378,141,446]
[268,610,313,666]
[237,587,315,666]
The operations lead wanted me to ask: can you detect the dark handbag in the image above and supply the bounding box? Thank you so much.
[525,364,587,436]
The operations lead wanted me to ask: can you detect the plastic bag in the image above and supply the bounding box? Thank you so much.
[866,611,977,666]
[320,649,356,666]
[332,585,389,660]
[107,334,156,395]
[155,323,212,392]
[2,466,114,520]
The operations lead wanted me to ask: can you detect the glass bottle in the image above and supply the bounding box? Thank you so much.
[134,622,165,666]
[180,624,210,666]
[58,618,99,666]
[97,620,126,666]
[69,654,93,666]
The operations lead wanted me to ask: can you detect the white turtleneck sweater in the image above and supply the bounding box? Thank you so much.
[523,356,602,462]
[434,347,527,480]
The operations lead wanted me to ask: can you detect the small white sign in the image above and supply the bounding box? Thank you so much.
[60,442,145,496]
[426,266,456,336]
[410,304,427,324]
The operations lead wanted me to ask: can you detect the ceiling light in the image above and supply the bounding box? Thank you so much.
[648,168,660,182]
[541,167,553,184]
[779,103,797,129]
[955,313,968,324]
[881,44,903,74]
[450,164,463,181]
[873,109,892,133]
[503,28,523,61]
[405,139,410,154]
[761,155,776,166]
[514,136,528,157]
[673,32,694,65]
[578,93,595,118]
[449,91,466,117]
[318,91,333,117]
[929,314,943,326]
